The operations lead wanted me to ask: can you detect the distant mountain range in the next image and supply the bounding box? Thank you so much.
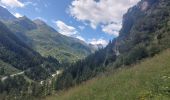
[0,6,94,63]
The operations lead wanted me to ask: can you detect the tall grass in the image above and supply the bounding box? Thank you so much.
[46,50,170,100]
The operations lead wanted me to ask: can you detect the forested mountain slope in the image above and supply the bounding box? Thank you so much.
[55,0,170,90]
[1,0,170,99]
[0,22,59,97]
[48,49,170,100]
[0,7,93,63]
[0,21,60,80]
[28,19,93,63]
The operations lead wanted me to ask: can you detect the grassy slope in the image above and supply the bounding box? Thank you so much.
[46,49,170,100]
[26,26,91,63]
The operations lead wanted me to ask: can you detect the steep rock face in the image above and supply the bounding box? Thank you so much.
[116,0,163,54]
[119,0,159,38]
[110,0,170,67]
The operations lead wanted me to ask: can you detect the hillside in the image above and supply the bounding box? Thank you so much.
[0,20,61,81]
[0,7,93,63]
[27,19,93,63]
[7,17,93,63]
[0,21,41,70]
[0,60,19,78]
[0,6,16,20]
[1,0,170,99]
[46,49,170,100]
[55,0,170,90]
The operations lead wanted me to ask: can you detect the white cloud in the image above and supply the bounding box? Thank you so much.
[0,0,24,8]
[54,20,87,42]
[24,2,37,6]
[75,35,85,41]
[55,20,78,36]
[69,0,140,36]
[54,21,108,46]
[78,25,85,30]
[102,23,122,36]
[89,38,108,46]
[13,13,22,18]
[0,3,6,8]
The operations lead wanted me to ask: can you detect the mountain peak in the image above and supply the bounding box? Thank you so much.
[12,16,37,31]
[18,16,30,21]
[33,19,46,26]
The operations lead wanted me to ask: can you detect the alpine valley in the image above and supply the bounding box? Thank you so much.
[0,0,170,100]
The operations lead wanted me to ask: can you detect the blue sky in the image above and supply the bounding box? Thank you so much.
[0,0,139,46]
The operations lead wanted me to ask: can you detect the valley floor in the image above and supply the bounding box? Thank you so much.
[45,49,170,100]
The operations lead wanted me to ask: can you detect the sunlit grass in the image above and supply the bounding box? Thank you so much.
[45,49,170,100]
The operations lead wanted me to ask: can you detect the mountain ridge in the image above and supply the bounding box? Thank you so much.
[0,20,61,80]
[0,6,16,20]
[0,6,94,63]
[1,0,170,99]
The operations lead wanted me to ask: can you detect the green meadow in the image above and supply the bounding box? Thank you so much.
[46,50,170,100]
